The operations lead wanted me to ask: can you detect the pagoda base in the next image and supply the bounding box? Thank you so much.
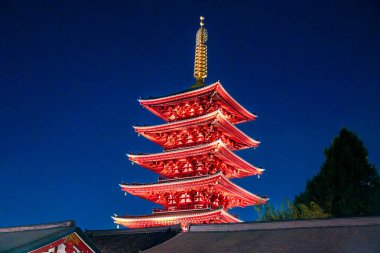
[112,207,241,231]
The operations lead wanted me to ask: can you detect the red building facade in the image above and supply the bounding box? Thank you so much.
[112,17,268,231]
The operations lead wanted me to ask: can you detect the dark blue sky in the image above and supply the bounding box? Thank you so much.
[1,0,379,230]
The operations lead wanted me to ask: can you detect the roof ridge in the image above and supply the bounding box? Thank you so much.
[0,220,75,233]
[188,216,380,232]
[86,225,181,236]
[138,82,218,101]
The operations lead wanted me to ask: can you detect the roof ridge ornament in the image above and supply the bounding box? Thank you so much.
[192,16,208,89]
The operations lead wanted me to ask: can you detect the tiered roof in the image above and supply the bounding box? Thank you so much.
[120,172,268,208]
[128,140,264,179]
[134,110,260,150]
[139,81,257,124]
[113,208,241,231]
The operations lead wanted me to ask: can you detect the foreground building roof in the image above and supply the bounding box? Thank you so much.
[86,225,181,253]
[144,216,380,253]
[0,220,99,253]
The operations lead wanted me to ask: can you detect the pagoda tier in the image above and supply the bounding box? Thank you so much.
[128,140,264,179]
[138,82,257,124]
[120,172,268,211]
[112,207,241,231]
[134,110,260,151]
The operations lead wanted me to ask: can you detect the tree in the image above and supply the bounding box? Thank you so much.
[295,128,380,217]
[255,201,329,221]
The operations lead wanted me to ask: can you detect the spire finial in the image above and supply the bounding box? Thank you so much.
[192,16,208,88]
[200,16,204,27]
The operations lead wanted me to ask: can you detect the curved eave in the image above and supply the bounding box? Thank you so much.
[120,172,268,205]
[128,140,264,176]
[133,110,260,150]
[214,82,257,123]
[112,208,242,224]
[138,81,256,124]
[214,111,259,147]
[215,141,264,174]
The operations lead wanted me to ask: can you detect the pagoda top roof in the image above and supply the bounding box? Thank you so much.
[138,81,257,124]
[134,110,260,150]
[128,140,264,178]
[120,171,268,206]
[140,85,204,101]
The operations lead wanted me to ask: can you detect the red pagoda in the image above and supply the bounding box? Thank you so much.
[112,17,268,231]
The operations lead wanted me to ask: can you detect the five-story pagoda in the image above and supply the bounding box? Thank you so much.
[112,17,268,231]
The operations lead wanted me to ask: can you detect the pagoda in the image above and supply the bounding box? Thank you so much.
[112,17,268,231]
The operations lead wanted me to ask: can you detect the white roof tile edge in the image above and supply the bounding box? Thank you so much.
[188,216,380,232]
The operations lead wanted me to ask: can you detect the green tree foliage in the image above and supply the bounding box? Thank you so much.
[255,201,329,221]
[295,128,380,217]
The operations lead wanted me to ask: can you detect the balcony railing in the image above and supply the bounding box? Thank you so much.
[152,204,214,213]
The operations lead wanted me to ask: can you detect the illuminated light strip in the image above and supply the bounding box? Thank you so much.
[112,208,242,223]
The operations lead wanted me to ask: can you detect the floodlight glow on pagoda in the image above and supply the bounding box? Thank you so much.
[113,17,268,231]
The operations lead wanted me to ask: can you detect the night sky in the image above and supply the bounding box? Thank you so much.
[1,1,379,230]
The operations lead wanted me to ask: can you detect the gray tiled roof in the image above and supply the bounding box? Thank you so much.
[0,221,75,252]
[0,220,100,253]
[86,225,181,253]
[144,217,380,253]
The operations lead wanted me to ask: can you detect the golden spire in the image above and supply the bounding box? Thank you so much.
[192,16,208,88]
